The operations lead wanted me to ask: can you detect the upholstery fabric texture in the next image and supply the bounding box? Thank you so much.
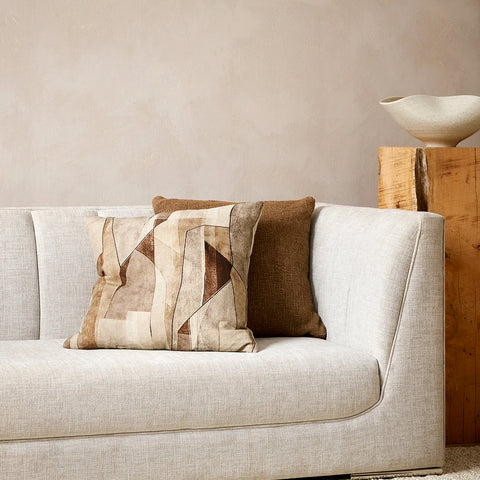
[32,209,99,339]
[0,337,380,441]
[310,205,429,381]
[152,196,326,338]
[65,203,263,352]
[0,210,40,340]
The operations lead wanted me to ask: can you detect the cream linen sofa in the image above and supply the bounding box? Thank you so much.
[0,203,444,480]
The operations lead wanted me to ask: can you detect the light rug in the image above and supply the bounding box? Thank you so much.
[351,446,480,480]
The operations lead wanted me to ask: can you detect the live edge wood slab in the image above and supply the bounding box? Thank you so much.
[378,146,480,445]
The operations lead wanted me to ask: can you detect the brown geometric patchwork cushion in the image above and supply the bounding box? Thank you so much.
[64,202,263,352]
[152,196,326,339]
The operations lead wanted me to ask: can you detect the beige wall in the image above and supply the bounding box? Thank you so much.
[1,0,479,207]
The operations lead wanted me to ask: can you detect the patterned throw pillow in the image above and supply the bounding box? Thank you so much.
[64,203,263,352]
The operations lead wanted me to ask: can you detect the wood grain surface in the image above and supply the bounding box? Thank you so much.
[378,146,480,445]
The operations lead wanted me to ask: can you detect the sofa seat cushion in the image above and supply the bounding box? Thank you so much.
[0,337,380,441]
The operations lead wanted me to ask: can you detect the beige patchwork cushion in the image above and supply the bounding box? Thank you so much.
[64,203,263,352]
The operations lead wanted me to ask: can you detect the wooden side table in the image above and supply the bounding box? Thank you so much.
[378,146,480,445]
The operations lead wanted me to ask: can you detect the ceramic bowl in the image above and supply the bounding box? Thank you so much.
[379,95,480,147]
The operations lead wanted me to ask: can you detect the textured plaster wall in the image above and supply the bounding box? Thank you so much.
[1,0,479,207]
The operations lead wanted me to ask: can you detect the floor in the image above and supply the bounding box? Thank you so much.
[303,445,480,479]
[386,446,480,480]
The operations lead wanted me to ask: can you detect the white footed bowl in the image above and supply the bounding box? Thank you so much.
[380,95,480,147]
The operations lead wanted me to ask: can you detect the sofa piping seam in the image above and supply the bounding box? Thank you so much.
[30,212,42,340]
[376,216,423,401]
[333,215,424,418]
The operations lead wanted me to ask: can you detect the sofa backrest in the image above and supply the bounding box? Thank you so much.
[0,206,153,340]
[1,203,334,342]
[0,209,41,340]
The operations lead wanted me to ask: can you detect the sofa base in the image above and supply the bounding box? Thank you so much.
[351,467,443,479]
[0,417,444,480]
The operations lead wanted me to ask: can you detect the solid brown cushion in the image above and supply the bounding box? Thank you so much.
[152,196,326,338]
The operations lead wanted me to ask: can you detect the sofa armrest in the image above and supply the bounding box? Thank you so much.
[310,204,444,384]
